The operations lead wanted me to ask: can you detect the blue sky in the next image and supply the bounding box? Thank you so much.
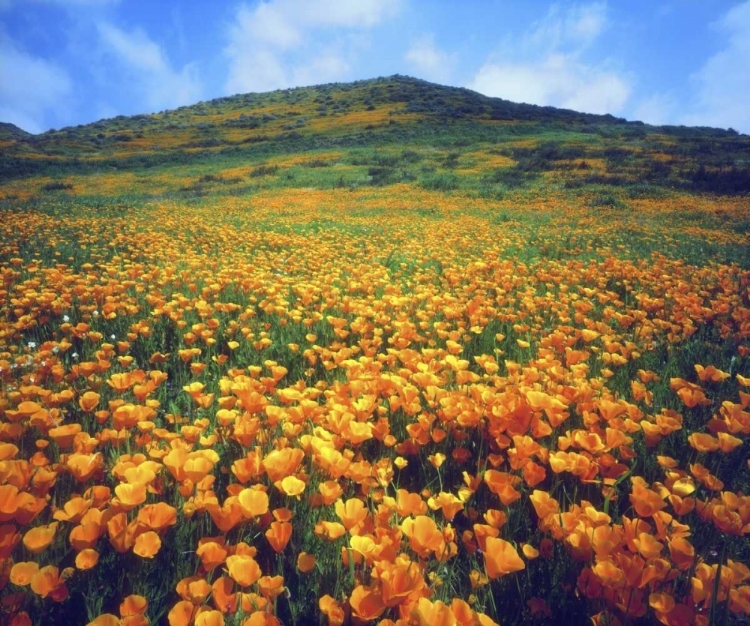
[1,0,749,134]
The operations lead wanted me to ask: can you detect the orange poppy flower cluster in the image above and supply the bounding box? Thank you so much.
[0,194,748,625]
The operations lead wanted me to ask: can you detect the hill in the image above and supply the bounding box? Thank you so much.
[1,75,749,196]
[0,121,31,141]
[0,75,750,626]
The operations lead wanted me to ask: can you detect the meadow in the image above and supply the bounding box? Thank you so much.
[0,76,749,625]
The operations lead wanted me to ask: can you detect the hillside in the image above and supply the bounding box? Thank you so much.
[1,76,750,626]
[2,75,749,197]
[0,122,31,142]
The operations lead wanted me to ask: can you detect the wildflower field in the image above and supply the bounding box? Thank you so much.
[1,77,749,625]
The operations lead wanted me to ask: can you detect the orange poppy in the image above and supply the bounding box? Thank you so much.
[133,531,161,558]
[78,391,101,413]
[349,584,386,622]
[237,488,269,518]
[395,489,427,517]
[427,492,464,520]
[717,432,742,453]
[630,479,666,517]
[278,475,305,497]
[66,453,104,483]
[10,561,39,586]
[688,433,719,453]
[401,515,444,559]
[211,576,238,614]
[163,447,189,482]
[137,502,177,532]
[483,537,525,579]
[633,532,664,559]
[167,601,195,626]
[75,548,99,570]
[316,481,343,507]
[30,565,64,599]
[13,491,47,526]
[120,594,148,617]
[297,552,317,573]
[593,559,625,588]
[690,463,724,491]
[347,535,376,566]
[676,386,710,408]
[49,424,82,449]
[649,592,675,614]
[483,470,522,506]
[23,522,58,554]
[8,401,45,422]
[241,612,282,626]
[194,610,225,626]
[122,464,158,486]
[522,461,546,487]
[314,521,346,541]
[319,595,345,626]
[522,544,540,559]
[108,373,137,393]
[472,524,499,553]
[257,575,285,600]
[70,517,106,551]
[411,598,456,626]
[53,496,92,523]
[114,482,147,511]
[695,364,730,383]
[176,576,212,604]
[107,512,134,554]
[0,443,19,461]
[226,555,262,587]
[335,498,368,533]
[196,541,228,572]
[205,497,244,533]
[483,509,507,530]
[265,521,292,553]
[262,447,305,483]
[379,560,425,607]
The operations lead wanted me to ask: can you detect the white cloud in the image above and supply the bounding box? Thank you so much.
[405,34,455,84]
[239,2,302,49]
[470,54,630,115]
[98,23,166,73]
[292,51,349,86]
[467,3,631,116]
[97,22,202,111]
[632,93,677,126]
[525,2,607,53]
[0,33,72,132]
[224,0,401,95]
[681,1,750,132]
[225,47,288,95]
[296,0,401,28]
[567,2,607,43]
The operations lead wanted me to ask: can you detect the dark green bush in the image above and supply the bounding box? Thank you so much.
[419,172,460,191]
[42,181,73,191]
[249,165,279,177]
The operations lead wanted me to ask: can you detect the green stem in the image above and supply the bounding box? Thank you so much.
[709,540,727,626]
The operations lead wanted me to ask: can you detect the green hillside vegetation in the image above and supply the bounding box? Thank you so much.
[1,76,750,626]
[2,75,748,198]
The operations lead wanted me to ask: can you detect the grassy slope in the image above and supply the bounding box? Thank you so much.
[1,75,750,625]
[2,76,749,267]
